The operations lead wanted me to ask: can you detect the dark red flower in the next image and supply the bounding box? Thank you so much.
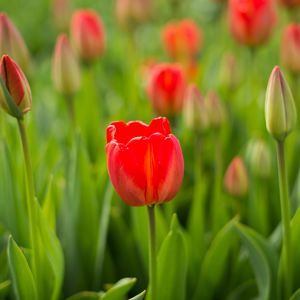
[106,117,184,206]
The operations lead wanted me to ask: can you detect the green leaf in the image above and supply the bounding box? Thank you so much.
[66,291,101,300]
[0,280,11,298]
[290,288,300,300]
[101,278,136,300]
[235,223,279,300]
[193,218,238,300]
[129,290,146,300]
[7,236,37,300]
[42,175,56,231]
[155,214,187,300]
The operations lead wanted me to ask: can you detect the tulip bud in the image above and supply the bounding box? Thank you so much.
[0,13,30,72]
[161,19,202,61]
[106,117,184,206]
[228,0,276,47]
[0,55,32,119]
[147,63,187,116]
[246,139,272,178]
[52,34,81,96]
[224,156,248,197]
[52,0,72,31]
[219,53,240,90]
[265,66,297,142]
[115,0,152,30]
[280,24,300,74]
[206,90,226,129]
[70,9,105,62]
[183,84,208,131]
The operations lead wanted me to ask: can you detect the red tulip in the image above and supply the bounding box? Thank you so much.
[281,24,300,74]
[0,13,30,72]
[106,117,184,206]
[0,55,32,118]
[70,9,105,61]
[161,19,202,61]
[147,63,187,115]
[228,0,276,47]
[224,156,248,197]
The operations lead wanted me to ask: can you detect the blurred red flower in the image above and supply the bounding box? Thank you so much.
[228,0,276,47]
[147,63,187,115]
[106,117,184,206]
[70,9,105,61]
[281,24,300,74]
[161,19,202,61]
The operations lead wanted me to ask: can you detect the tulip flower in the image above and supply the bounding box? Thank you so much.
[0,55,31,119]
[228,0,276,47]
[147,63,187,116]
[0,13,30,72]
[106,117,184,206]
[265,66,297,142]
[206,90,226,129]
[183,84,208,131]
[115,0,152,29]
[219,53,240,91]
[281,24,300,74]
[224,156,248,197]
[52,34,81,96]
[161,19,202,61]
[70,9,105,62]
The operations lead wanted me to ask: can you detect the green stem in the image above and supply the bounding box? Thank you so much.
[147,205,157,300]
[276,141,292,299]
[64,94,76,127]
[17,119,38,287]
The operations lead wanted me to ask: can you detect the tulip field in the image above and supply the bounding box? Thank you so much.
[2,0,300,299]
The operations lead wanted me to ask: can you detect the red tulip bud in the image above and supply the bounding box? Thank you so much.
[281,24,300,74]
[70,9,105,62]
[52,34,81,95]
[0,55,32,118]
[106,117,184,206]
[183,84,208,131]
[147,63,187,116]
[161,19,202,61]
[224,156,248,197]
[228,0,276,47]
[116,0,152,29]
[0,13,30,72]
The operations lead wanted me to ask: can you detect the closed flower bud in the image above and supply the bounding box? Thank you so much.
[52,0,72,31]
[265,66,297,142]
[0,13,30,72]
[206,90,226,129]
[219,53,240,90]
[183,84,208,131]
[70,9,105,62]
[106,117,184,206]
[228,0,276,47]
[280,24,300,74]
[0,55,32,118]
[52,34,81,96]
[161,19,202,61]
[224,156,248,197]
[116,0,152,29]
[147,63,187,116]
[246,139,272,178]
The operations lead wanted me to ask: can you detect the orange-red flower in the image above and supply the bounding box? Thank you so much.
[0,13,30,72]
[228,0,276,47]
[0,55,32,118]
[281,24,300,74]
[147,63,187,116]
[70,9,105,61]
[106,117,184,206]
[161,19,202,61]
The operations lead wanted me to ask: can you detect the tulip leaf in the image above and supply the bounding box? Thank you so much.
[0,77,23,119]
[7,236,37,300]
[129,290,146,300]
[42,175,56,231]
[193,218,238,300]
[290,288,300,300]
[154,214,187,300]
[235,223,279,300]
[101,278,136,300]
[66,291,102,300]
[0,280,11,298]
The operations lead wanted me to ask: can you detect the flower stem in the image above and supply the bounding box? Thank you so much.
[17,119,39,284]
[276,141,292,298]
[64,94,76,127]
[147,205,157,300]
